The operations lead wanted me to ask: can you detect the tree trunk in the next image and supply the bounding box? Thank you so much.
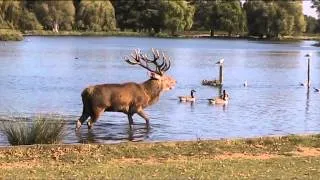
[210,29,214,37]
[154,27,160,34]
[53,21,59,33]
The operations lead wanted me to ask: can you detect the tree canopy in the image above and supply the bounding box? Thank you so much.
[162,0,195,35]
[244,0,306,38]
[76,1,116,31]
[0,0,318,39]
[193,0,246,37]
[0,1,41,30]
[33,1,75,32]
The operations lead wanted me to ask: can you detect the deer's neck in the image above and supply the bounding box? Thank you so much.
[142,79,162,106]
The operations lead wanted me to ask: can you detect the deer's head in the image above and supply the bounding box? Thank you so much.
[125,48,176,91]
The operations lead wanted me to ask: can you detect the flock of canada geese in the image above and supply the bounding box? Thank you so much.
[178,79,319,105]
[178,58,244,105]
[178,88,232,105]
[177,55,320,105]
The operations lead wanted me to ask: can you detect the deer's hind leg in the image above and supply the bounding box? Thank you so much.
[87,107,104,129]
[76,105,91,130]
[127,113,135,129]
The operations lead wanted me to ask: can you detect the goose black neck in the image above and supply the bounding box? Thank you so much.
[191,91,194,98]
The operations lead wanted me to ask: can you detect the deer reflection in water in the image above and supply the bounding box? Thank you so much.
[75,122,151,143]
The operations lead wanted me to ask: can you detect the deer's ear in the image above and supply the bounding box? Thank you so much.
[149,72,161,80]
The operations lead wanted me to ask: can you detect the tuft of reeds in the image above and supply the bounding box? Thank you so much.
[1,115,65,145]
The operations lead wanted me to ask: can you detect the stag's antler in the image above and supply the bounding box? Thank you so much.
[125,48,171,75]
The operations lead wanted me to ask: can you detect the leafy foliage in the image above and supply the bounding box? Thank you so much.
[244,0,306,38]
[76,0,116,31]
[162,0,195,35]
[0,0,41,31]
[305,15,319,33]
[0,0,317,39]
[193,0,246,36]
[33,1,75,32]
[111,0,146,31]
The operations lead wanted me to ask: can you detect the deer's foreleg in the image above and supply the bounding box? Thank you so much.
[76,114,89,130]
[137,109,150,125]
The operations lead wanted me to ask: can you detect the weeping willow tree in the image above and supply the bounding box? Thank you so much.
[33,1,75,32]
[161,0,195,35]
[76,0,116,31]
[244,0,306,38]
[216,1,247,36]
[0,0,41,31]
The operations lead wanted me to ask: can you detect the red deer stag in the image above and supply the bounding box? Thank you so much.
[76,48,176,130]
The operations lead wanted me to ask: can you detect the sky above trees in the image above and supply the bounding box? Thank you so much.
[303,1,317,18]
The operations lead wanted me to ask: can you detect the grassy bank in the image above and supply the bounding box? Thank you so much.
[1,134,320,179]
[0,29,316,41]
[0,29,23,41]
[22,30,320,41]
[23,30,191,38]
[23,30,150,37]
[22,30,233,39]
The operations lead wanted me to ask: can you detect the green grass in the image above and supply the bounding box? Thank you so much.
[2,156,320,179]
[0,134,320,178]
[1,115,65,145]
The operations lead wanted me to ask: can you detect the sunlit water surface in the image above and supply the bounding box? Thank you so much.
[0,37,319,145]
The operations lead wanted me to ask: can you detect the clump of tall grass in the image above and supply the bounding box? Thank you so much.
[1,115,65,145]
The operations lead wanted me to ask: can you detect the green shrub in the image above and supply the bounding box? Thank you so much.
[1,115,65,145]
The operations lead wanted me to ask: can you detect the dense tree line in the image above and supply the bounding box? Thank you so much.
[0,0,319,38]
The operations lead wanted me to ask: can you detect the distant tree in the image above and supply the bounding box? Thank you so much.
[76,1,116,31]
[34,1,75,32]
[192,0,211,30]
[277,1,306,34]
[112,0,194,35]
[243,1,267,38]
[244,0,305,38]
[312,0,320,17]
[305,15,319,33]
[0,0,41,31]
[218,1,246,36]
[139,0,165,33]
[162,0,195,35]
[111,0,146,31]
[193,0,246,37]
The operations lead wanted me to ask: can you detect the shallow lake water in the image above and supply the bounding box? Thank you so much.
[0,37,319,145]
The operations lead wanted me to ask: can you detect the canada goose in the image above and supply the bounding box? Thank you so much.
[178,90,196,102]
[314,87,320,92]
[208,90,229,105]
